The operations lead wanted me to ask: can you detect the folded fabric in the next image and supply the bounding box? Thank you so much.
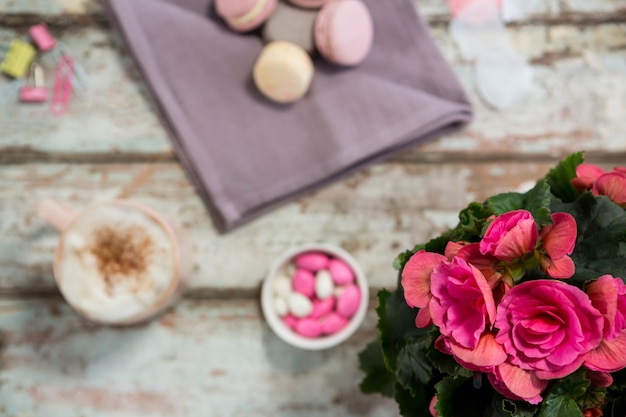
[99,0,472,232]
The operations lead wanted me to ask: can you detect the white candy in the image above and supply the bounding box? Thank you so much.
[272,274,292,297]
[273,296,288,316]
[287,292,313,318]
[282,262,296,277]
[315,269,334,300]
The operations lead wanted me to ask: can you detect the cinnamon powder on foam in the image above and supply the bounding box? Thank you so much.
[88,225,154,295]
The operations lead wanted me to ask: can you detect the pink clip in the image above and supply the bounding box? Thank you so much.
[51,54,73,115]
[20,63,47,103]
[29,23,56,52]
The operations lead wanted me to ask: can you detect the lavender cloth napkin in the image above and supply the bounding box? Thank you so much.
[100,0,472,232]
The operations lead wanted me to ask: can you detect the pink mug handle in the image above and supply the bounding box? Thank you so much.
[37,199,78,231]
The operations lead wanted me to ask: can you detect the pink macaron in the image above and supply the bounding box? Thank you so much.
[314,0,374,66]
[215,0,278,32]
[287,0,328,8]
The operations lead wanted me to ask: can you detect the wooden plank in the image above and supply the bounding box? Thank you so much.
[0,0,102,16]
[0,0,624,24]
[1,25,625,162]
[0,27,171,160]
[419,0,626,24]
[410,22,626,160]
[0,160,591,293]
[0,298,399,417]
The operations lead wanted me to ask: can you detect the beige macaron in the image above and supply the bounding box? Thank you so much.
[253,41,314,104]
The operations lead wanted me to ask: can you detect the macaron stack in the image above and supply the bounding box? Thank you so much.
[214,0,374,104]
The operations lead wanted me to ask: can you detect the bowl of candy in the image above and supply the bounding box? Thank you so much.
[261,242,369,350]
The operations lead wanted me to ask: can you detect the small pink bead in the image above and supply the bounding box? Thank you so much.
[294,251,330,272]
[321,312,349,335]
[311,297,335,319]
[328,258,355,285]
[292,269,315,298]
[295,318,322,338]
[336,285,361,318]
[283,314,299,329]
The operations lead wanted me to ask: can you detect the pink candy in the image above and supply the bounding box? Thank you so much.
[295,319,323,338]
[311,297,335,319]
[328,258,354,285]
[295,251,329,271]
[283,313,298,329]
[275,251,362,339]
[321,312,349,335]
[292,269,315,297]
[337,285,361,318]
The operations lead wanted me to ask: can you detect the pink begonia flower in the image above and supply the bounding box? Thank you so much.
[429,395,438,417]
[593,171,626,207]
[537,212,577,279]
[480,210,537,262]
[430,257,496,349]
[571,163,605,192]
[586,370,613,388]
[455,243,513,307]
[401,250,447,328]
[495,280,603,380]
[436,330,543,404]
[571,163,626,207]
[488,362,548,405]
[436,332,507,372]
[584,275,626,372]
[455,243,499,283]
[444,240,468,260]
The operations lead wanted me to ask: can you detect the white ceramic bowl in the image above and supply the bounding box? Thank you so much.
[261,242,369,350]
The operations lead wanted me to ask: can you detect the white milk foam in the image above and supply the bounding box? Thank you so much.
[58,203,176,323]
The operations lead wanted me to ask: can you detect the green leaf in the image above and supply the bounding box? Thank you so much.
[486,180,553,227]
[523,180,553,227]
[433,376,468,417]
[500,399,537,417]
[451,202,494,242]
[435,375,508,417]
[545,152,584,203]
[376,288,423,372]
[426,342,471,378]
[359,340,396,397]
[537,396,583,417]
[424,230,454,254]
[552,193,626,284]
[395,333,434,394]
[538,370,589,417]
[560,370,591,400]
[394,381,431,417]
[486,192,525,216]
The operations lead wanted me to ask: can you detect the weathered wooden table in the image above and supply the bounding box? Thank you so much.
[0,0,625,416]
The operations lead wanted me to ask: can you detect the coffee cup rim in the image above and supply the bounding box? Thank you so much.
[53,199,183,325]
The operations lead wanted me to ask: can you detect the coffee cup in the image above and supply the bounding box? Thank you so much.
[37,199,190,325]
